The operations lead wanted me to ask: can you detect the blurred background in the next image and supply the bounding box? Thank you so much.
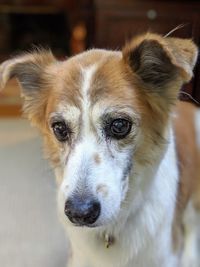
[0,1,199,267]
[0,0,200,115]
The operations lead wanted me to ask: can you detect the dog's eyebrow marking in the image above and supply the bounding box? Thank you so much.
[49,112,65,123]
[49,105,81,124]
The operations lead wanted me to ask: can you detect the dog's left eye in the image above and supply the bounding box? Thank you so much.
[106,118,132,139]
[51,121,70,142]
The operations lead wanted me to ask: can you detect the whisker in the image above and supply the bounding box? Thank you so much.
[179,91,200,105]
[164,24,187,38]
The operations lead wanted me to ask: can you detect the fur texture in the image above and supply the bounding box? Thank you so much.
[0,33,199,267]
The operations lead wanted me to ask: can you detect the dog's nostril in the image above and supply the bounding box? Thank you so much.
[64,198,101,225]
[64,200,73,215]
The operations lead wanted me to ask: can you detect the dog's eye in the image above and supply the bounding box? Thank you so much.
[106,118,132,139]
[51,121,70,142]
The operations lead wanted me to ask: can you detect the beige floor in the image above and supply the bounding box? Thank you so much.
[0,119,68,267]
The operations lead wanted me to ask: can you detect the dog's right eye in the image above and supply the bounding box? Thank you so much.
[104,118,132,140]
[51,121,70,142]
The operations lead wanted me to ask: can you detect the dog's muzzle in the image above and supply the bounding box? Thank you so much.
[64,196,101,226]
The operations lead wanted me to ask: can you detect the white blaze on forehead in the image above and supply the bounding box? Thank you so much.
[81,65,97,136]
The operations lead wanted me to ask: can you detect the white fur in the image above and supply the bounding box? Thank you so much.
[58,127,179,267]
[81,65,97,136]
[56,65,180,267]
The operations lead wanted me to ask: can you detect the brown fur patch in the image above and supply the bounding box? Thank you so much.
[89,54,130,106]
[193,154,200,211]
[172,101,199,252]
[75,49,112,68]
[94,153,101,164]
[47,60,83,109]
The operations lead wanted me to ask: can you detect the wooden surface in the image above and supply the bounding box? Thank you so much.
[0,79,22,117]
[0,105,22,117]
[93,0,200,105]
[0,0,199,117]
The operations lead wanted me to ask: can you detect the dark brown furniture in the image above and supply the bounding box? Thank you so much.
[0,0,200,117]
[92,0,200,105]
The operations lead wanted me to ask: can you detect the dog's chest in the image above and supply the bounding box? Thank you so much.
[67,213,178,267]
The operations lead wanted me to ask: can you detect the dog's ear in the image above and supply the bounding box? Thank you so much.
[122,33,198,91]
[0,50,56,126]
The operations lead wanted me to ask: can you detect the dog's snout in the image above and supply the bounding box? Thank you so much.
[64,197,101,226]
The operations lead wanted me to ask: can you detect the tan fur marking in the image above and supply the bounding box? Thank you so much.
[94,153,101,164]
[89,55,134,106]
[172,101,199,252]
[75,49,118,69]
[46,61,83,110]
[96,184,108,198]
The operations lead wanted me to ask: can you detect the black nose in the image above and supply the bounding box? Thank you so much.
[64,197,101,225]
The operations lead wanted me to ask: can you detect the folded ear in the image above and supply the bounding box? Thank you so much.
[0,50,56,126]
[122,33,198,91]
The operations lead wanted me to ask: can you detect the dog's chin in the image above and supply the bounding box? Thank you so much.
[68,217,116,229]
[73,223,100,228]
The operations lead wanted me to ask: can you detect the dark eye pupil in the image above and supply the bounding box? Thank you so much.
[112,120,127,133]
[52,121,69,142]
[107,118,131,139]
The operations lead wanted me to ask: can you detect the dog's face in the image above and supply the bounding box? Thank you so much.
[49,50,142,227]
[0,33,197,227]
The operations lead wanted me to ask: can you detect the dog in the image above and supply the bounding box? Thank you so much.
[0,33,200,267]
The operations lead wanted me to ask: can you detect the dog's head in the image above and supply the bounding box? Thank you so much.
[0,33,197,227]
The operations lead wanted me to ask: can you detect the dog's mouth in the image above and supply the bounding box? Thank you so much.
[66,215,103,228]
[67,215,99,228]
[73,222,99,228]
